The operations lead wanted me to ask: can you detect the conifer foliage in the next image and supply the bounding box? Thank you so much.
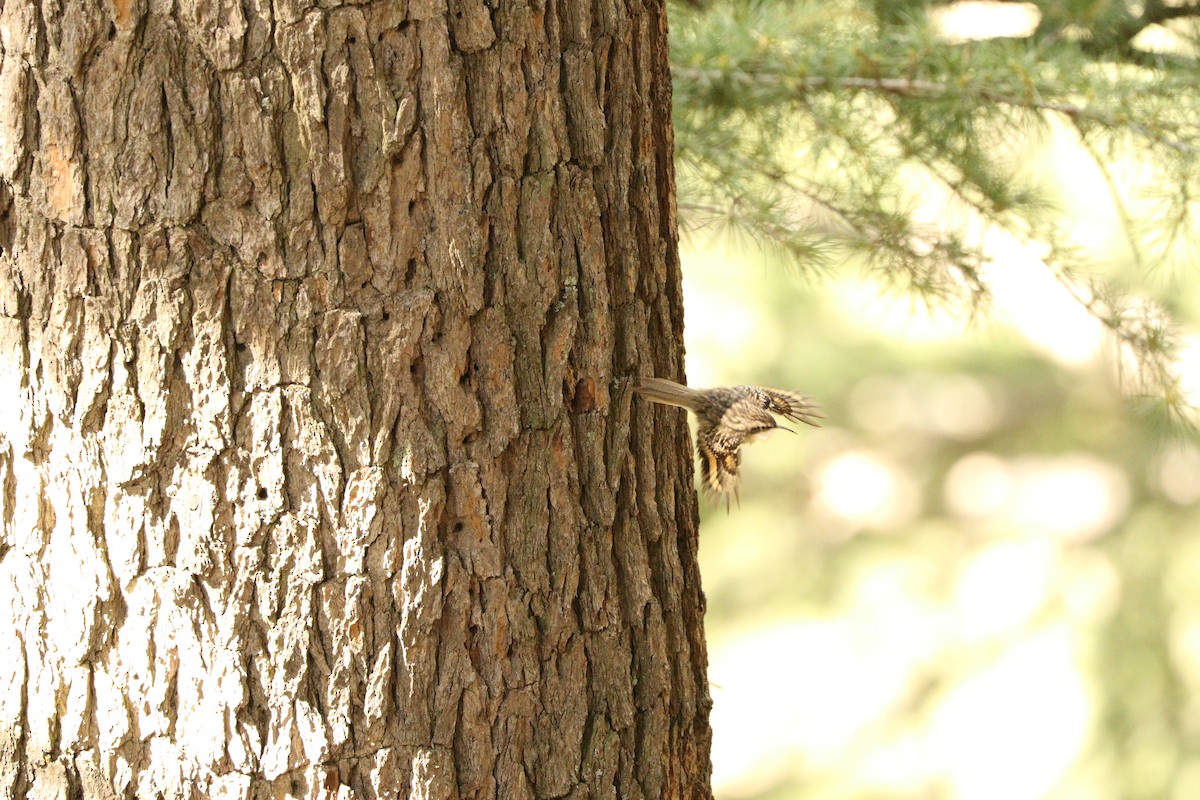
[670,0,1200,426]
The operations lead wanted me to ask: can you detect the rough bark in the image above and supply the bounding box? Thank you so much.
[0,0,711,797]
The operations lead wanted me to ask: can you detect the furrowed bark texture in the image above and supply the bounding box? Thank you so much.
[0,0,711,797]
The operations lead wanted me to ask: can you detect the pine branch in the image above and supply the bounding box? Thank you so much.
[1146,1,1200,24]
[1112,0,1200,45]
[673,67,1200,155]
[1072,126,1148,274]
[671,2,1200,427]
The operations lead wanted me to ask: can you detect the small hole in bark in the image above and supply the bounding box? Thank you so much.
[348,35,357,44]
[410,362,418,374]
[398,20,411,31]
[453,522,464,532]
[405,258,418,283]
[407,200,416,214]
[323,768,340,793]
[236,342,247,353]
[569,377,597,413]
[455,10,463,18]
[257,488,267,499]
[107,23,116,40]
[382,311,390,321]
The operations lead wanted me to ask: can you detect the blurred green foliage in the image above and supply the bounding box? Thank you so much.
[668,1,1200,797]
[685,249,1200,799]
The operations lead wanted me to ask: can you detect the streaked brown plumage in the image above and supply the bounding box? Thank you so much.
[634,377,821,504]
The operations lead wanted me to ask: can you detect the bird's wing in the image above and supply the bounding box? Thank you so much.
[760,387,823,427]
[697,399,761,496]
[696,429,741,497]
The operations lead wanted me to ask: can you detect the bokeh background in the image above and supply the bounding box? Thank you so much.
[676,5,1200,794]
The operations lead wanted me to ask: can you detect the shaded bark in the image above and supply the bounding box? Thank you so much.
[0,0,711,797]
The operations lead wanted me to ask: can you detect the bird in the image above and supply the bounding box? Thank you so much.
[633,377,821,506]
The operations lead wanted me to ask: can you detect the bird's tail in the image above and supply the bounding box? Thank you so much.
[633,377,702,410]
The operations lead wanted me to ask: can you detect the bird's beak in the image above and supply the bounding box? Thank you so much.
[778,425,796,435]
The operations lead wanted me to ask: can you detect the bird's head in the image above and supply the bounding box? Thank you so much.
[739,406,792,442]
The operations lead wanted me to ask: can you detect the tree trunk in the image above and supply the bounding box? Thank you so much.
[0,0,711,797]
